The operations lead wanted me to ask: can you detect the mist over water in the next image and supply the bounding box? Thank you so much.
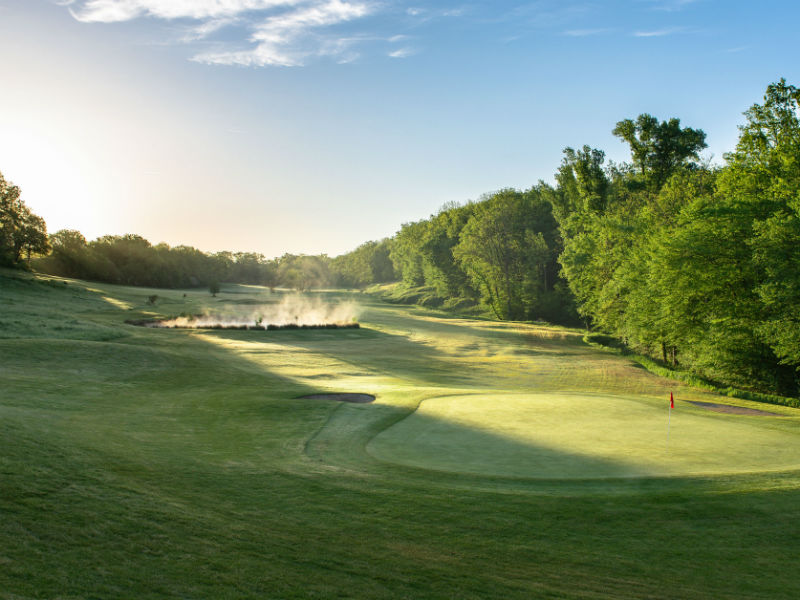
[159,295,360,328]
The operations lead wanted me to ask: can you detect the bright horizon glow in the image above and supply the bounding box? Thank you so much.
[0,0,798,258]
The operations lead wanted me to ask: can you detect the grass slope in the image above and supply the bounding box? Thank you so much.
[2,268,800,599]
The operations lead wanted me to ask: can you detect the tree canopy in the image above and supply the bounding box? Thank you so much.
[612,114,707,192]
[552,81,800,396]
[0,171,49,267]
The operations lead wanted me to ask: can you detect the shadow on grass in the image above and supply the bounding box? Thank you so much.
[306,397,644,483]
[202,325,473,387]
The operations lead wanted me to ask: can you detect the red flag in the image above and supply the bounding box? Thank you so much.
[670,392,674,409]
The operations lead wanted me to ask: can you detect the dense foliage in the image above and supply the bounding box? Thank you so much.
[37,230,390,291]
[388,191,575,322]
[548,79,800,396]
[329,238,396,289]
[40,231,254,289]
[38,232,351,291]
[0,171,49,267]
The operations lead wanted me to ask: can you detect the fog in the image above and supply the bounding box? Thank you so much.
[158,294,360,328]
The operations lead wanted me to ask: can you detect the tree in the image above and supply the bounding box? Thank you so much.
[368,239,396,283]
[0,171,49,267]
[454,189,560,320]
[720,78,800,202]
[330,239,397,289]
[753,204,800,370]
[644,194,793,393]
[719,78,800,383]
[612,114,707,192]
[418,203,476,298]
[46,229,88,277]
[390,220,428,286]
[550,146,611,221]
[617,169,717,363]
[276,254,332,290]
[331,241,375,289]
[19,213,50,261]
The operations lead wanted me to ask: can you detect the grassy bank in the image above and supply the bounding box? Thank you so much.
[366,281,485,314]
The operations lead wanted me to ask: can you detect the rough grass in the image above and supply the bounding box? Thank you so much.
[367,282,484,315]
[3,268,800,599]
[584,333,800,408]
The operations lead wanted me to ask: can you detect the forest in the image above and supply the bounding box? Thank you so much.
[1,79,798,397]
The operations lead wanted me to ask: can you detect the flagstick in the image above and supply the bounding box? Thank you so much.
[667,403,671,450]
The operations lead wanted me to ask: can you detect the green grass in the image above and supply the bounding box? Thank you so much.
[583,333,800,409]
[366,281,485,315]
[370,393,800,478]
[2,267,800,599]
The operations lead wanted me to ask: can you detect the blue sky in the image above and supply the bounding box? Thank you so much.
[1,0,798,257]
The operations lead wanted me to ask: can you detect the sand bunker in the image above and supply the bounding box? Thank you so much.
[299,393,375,403]
[687,400,784,416]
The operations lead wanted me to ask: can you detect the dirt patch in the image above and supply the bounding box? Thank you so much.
[687,400,784,416]
[299,393,375,404]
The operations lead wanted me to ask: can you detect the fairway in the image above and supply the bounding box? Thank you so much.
[3,270,800,599]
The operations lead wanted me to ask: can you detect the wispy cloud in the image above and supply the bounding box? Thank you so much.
[647,0,702,12]
[633,26,686,37]
[404,5,469,22]
[441,8,466,17]
[62,0,385,67]
[563,28,611,37]
[65,0,302,23]
[180,17,240,42]
[388,47,416,58]
[196,0,372,66]
[486,1,593,28]
[59,1,596,68]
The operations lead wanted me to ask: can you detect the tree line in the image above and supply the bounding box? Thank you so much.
[1,188,398,291]
[388,191,575,322]
[29,230,395,291]
[541,79,800,396]
[340,79,800,396]
[2,79,797,396]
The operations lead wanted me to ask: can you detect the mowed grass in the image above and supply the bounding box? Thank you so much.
[369,393,800,478]
[2,268,800,599]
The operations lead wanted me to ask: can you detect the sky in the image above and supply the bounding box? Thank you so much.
[1,0,798,258]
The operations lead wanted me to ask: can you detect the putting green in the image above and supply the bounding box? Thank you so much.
[367,393,800,479]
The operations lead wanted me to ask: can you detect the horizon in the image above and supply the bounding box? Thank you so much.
[1,0,798,258]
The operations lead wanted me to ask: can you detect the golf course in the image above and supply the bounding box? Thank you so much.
[3,268,800,599]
